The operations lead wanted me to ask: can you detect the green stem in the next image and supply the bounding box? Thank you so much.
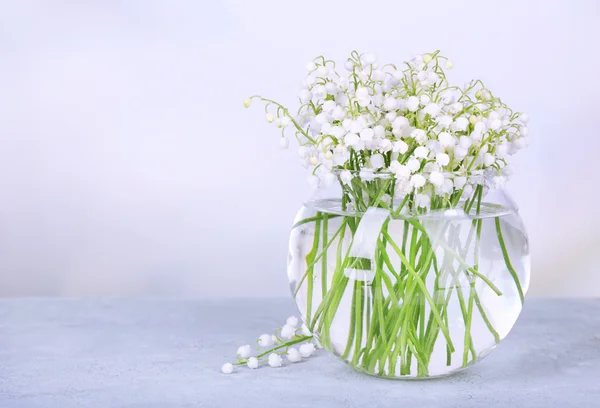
[341,281,357,360]
[462,186,483,367]
[383,229,455,353]
[475,292,500,343]
[495,217,525,304]
[321,214,329,298]
[462,280,476,367]
[293,219,346,297]
[352,281,365,366]
[235,335,313,364]
[305,215,322,325]
[292,214,340,229]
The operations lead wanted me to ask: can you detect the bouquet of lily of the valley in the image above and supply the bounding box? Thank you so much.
[223,51,531,379]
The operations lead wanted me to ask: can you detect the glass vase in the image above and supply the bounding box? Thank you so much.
[288,170,530,379]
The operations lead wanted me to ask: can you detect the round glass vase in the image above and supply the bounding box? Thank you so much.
[288,170,530,379]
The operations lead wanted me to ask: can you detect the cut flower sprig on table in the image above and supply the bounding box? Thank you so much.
[221,315,317,374]
[232,51,531,378]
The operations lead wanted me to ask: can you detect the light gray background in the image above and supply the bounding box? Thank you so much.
[0,0,598,297]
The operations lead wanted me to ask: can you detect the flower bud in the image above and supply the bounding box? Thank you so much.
[243,98,252,108]
[411,174,426,188]
[369,153,385,169]
[429,171,444,187]
[237,345,251,359]
[407,158,420,172]
[383,97,398,111]
[268,353,283,368]
[414,146,429,159]
[362,53,377,65]
[299,343,316,358]
[454,176,467,189]
[393,140,408,154]
[299,89,312,103]
[258,334,274,347]
[298,146,308,158]
[490,120,502,132]
[405,96,420,112]
[340,170,353,185]
[287,348,302,363]
[317,65,330,77]
[415,193,431,208]
[436,152,450,166]
[247,357,259,369]
[266,113,275,123]
[360,128,374,142]
[483,153,496,166]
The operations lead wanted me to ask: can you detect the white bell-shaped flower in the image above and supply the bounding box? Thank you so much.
[405,96,420,112]
[299,343,316,358]
[369,153,385,169]
[268,353,283,368]
[237,345,251,359]
[411,174,426,188]
[340,170,353,185]
[287,348,302,363]
[247,357,259,369]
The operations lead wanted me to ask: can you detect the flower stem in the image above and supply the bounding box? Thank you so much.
[305,214,321,325]
[495,217,525,304]
[234,335,314,365]
[321,213,329,298]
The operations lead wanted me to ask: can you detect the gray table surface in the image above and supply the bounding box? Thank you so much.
[0,298,599,408]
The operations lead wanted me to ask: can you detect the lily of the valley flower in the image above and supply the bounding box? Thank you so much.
[247,357,259,369]
[280,324,296,339]
[245,50,528,202]
[268,353,283,368]
[287,348,302,363]
[237,345,251,359]
[258,334,274,348]
[299,343,316,358]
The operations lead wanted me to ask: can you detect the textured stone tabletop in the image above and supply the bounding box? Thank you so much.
[0,298,599,408]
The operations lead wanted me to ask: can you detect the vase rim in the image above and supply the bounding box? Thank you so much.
[331,168,489,179]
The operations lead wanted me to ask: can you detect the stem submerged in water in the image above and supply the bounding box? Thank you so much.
[495,216,525,304]
[292,181,524,378]
[304,214,321,326]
